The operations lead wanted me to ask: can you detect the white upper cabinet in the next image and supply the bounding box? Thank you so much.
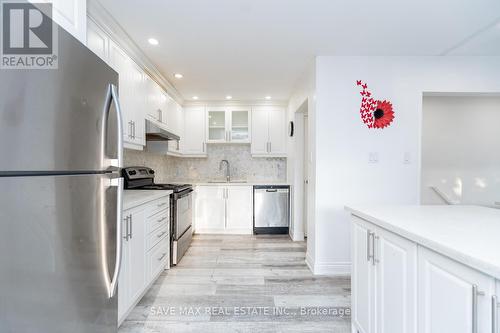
[86,19,108,63]
[228,107,251,143]
[144,76,161,123]
[251,108,270,155]
[251,107,287,157]
[268,108,287,155]
[182,107,207,156]
[206,107,251,144]
[31,0,87,43]
[207,107,227,143]
[108,40,144,149]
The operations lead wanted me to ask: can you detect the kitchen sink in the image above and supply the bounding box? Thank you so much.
[207,180,247,184]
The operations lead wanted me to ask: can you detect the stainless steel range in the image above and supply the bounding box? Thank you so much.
[123,167,193,265]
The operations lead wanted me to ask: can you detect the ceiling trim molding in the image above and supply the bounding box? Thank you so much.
[183,100,288,108]
[87,0,184,105]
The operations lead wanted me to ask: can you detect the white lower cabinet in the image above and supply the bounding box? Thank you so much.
[125,207,147,307]
[352,221,375,333]
[495,281,500,333]
[417,247,495,333]
[195,185,253,234]
[351,217,417,333]
[226,186,253,232]
[119,195,170,325]
[352,214,499,333]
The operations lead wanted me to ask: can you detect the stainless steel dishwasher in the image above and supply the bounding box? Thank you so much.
[253,185,290,234]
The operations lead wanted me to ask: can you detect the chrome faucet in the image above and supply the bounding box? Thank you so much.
[219,159,230,182]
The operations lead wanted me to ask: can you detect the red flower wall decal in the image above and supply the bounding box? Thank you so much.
[356,80,395,129]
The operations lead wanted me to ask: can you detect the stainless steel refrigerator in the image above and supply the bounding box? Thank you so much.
[0,24,124,332]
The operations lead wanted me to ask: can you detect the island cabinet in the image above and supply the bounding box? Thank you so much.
[351,213,499,333]
[417,247,495,333]
[351,216,417,333]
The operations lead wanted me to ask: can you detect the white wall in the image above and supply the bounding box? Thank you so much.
[421,96,500,207]
[312,56,500,275]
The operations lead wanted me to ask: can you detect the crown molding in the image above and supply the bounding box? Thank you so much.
[183,100,288,108]
[87,0,184,105]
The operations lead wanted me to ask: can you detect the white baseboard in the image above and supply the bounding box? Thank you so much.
[305,252,315,273]
[306,254,351,276]
[290,231,305,242]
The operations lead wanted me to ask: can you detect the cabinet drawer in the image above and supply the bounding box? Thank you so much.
[146,196,170,218]
[148,224,169,251]
[146,209,169,234]
[148,240,169,280]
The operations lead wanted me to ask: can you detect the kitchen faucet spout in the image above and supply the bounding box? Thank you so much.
[219,160,230,182]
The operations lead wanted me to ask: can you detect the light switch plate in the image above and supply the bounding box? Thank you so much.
[404,152,411,164]
[369,152,379,163]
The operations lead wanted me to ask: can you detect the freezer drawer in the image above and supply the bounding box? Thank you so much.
[253,186,290,234]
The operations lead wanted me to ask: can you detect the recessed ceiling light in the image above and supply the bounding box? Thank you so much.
[174,73,183,79]
[265,96,272,100]
[192,96,199,100]
[226,95,233,100]
[148,38,159,46]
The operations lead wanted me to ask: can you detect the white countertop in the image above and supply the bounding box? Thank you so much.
[346,205,500,280]
[123,190,172,211]
[192,181,290,186]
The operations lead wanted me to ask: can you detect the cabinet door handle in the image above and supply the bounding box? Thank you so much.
[373,235,380,265]
[129,214,133,239]
[366,231,373,262]
[123,215,130,240]
[157,231,167,238]
[269,142,272,152]
[472,285,485,333]
[492,295,499,333]
[157,216,168,223]
[158,253,167,261]
[158,202,168,208]
[128,121,133,139]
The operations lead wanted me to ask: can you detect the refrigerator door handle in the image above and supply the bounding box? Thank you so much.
[108,177,124,298]
[102,84,124,169]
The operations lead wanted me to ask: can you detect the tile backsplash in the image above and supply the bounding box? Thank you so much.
[124,144,287,183]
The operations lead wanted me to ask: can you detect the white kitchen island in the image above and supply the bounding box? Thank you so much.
[346,205,500,333]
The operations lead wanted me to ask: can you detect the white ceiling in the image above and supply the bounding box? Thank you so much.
[98,0,500,101]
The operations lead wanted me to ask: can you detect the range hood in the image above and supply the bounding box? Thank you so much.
[145,120,180,142]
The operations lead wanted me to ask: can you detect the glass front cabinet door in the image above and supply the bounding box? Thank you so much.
[207,107,250,143]
[207,108,227,142]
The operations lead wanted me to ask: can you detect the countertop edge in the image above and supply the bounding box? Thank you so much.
[345,205,500,281]
[123,190,173,211]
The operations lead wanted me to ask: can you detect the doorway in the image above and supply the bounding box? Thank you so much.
[292,100,309,241]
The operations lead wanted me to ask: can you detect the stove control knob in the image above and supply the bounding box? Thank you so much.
[129,170,137,176]
[149,170,155,174]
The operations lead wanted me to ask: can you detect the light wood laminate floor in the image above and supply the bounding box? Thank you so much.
[119,234,351,333]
